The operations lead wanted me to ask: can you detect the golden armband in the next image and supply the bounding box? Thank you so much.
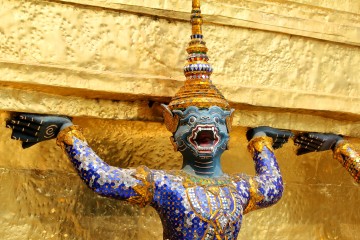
[333,141,360,182]
[128,166,154,207]
[247,136,274,155]
[56,125,86,149]
[243,178,265,214]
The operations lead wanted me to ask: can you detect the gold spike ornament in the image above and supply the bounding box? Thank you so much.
[168,0,230,111]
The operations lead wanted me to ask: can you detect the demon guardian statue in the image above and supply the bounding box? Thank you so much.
[6,1,292,239]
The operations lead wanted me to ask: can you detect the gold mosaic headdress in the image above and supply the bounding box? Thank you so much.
[168,0,230,111]
[162,0,233,134]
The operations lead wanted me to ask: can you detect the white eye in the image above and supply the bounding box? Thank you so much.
[214,117,219,123]
[189,116,196,124]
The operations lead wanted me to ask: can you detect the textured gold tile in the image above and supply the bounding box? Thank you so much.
[0,0,359,239]
[1,113,359,239]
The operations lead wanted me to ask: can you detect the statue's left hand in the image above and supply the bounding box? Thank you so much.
[6,113,72,149]
[294,132,343,155]
[246,126,294,149]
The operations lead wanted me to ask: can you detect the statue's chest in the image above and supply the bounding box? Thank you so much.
[178,176,246,239]
[155,172,248,239]
[185,185,242,216]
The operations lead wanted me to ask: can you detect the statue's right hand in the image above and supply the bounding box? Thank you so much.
[6,113,72,149]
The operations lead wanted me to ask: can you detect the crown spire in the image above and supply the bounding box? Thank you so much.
[191,0,202,35]
[168,0,230,110]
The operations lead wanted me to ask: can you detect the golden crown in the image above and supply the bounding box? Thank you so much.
[167,0,230,111]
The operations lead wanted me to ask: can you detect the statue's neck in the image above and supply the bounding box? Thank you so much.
[181,154,223,178]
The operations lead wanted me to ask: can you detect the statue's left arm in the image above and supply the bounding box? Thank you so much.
[295,133,360,184]
[242,127,293,214]
[333,141,360,183]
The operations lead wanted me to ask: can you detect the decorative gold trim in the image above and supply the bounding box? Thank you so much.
[333,141,351,163]
[247,136,274,155]
[162,104,179,133]
[192,0,200,9]
[167,0,230,111]
[56,125,86,149]
[186,188,222,239]
[182,170,241,239]
[191,0,202,35]
[180,171,233,189]
[333,141,360,183]
[225,109,235,133]
[128,166,154,207]
[170,136,178,152]
[243,178,264,214]
[186,45,208,54]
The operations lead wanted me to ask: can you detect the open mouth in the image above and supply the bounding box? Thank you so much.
[188,125,220,153]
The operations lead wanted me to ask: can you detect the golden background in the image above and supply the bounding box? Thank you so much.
[0,0,359,239]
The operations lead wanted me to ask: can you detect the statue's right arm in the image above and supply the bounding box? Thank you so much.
[6,114,154,207]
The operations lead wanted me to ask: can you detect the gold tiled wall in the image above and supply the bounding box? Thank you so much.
[0,0,359,239]
[1,113,359,239]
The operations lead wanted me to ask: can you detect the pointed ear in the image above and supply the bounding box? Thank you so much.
[169,136,178,152]
[225,109,235,133]
[161,104,179,133]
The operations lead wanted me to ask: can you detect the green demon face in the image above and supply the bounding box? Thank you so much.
[172,106,233,159]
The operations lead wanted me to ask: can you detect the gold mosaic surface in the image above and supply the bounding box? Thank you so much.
[0,0,360,120]
[0,112,359,240]
[0,0,359,239]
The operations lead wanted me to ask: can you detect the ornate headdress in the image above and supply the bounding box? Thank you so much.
[163,0,232,133]
[168,0,230,111]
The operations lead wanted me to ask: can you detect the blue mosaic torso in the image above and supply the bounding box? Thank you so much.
[151,170,247,239]
[60,134,283,240]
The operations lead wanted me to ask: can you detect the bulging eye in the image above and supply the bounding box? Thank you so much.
[189,116,196,124]
[214,117,219,123]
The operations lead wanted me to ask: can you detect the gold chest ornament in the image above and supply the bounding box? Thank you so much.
[181,173,244,240]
